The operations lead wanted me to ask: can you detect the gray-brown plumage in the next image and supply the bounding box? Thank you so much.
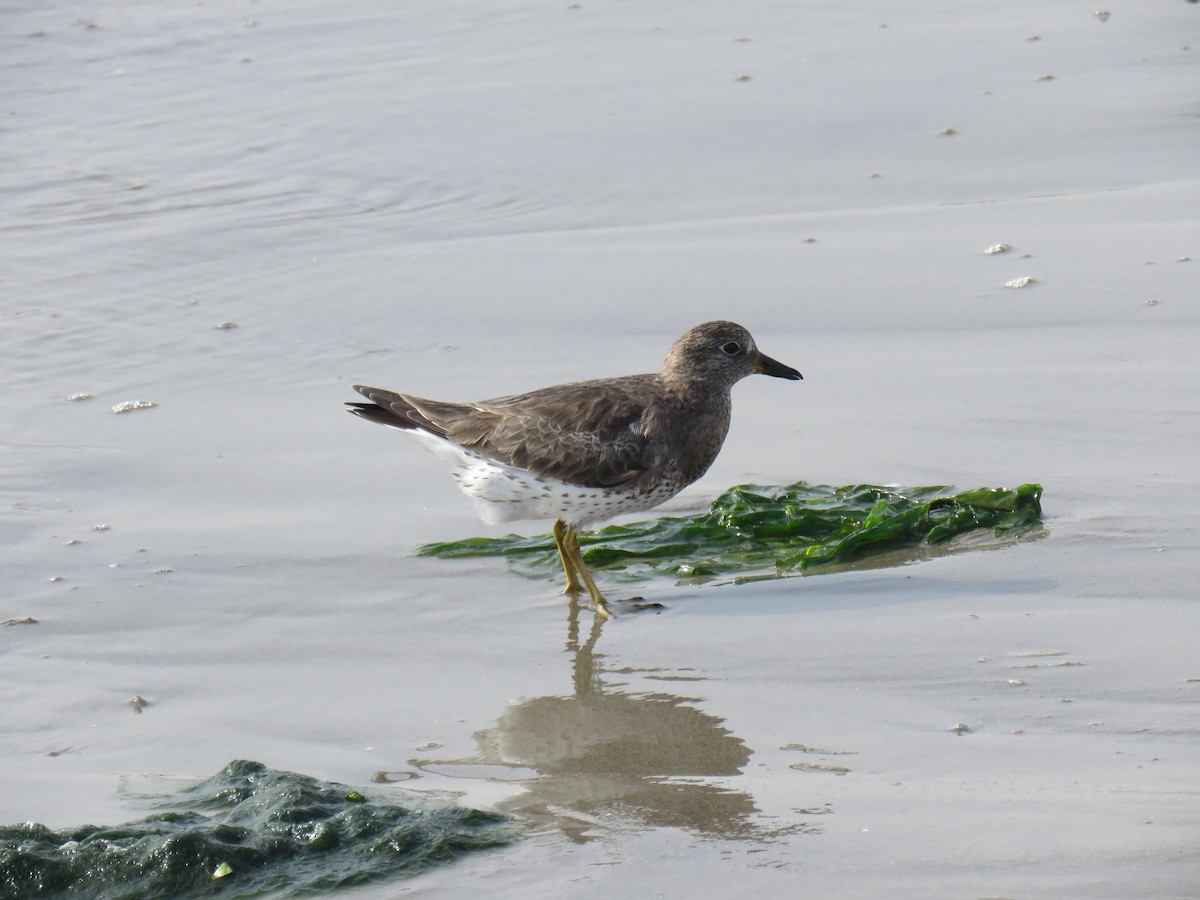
[347,321,802,614]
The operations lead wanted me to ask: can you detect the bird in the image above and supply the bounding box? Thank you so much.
[346,321,802,615]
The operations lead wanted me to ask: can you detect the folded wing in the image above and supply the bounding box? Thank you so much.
[349,378,660,489]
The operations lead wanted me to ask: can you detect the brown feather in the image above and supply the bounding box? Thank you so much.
[347,321,801,498]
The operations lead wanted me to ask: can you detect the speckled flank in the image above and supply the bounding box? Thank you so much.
[413,428,682,528]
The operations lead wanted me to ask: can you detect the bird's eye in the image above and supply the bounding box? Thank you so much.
[721,341,742,356]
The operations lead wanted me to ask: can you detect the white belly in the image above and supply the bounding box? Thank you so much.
[408,429,677,529]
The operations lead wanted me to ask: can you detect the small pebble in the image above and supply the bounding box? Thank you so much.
[111,400,157,414]
[67,393,93,402]
[214,321,238,330]
[1005,276,1037,289]
[983,243,1011,255]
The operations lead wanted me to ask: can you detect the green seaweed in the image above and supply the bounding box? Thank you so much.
[419,482,1044,582]
[0,760,513,899]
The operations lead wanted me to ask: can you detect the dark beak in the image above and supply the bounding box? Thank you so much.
[753,352,803,381]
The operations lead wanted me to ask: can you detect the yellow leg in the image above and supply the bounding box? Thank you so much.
[564,528,612,619]
[553,519,583,593]
[553,519,611,619]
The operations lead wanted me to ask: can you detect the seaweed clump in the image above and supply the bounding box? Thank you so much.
[419,481,1044,581]
[0,760,512,898]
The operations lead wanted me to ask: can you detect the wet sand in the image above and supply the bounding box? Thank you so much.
[3,1,1199,897]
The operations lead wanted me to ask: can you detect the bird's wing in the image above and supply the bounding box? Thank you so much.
[402,376,661,489]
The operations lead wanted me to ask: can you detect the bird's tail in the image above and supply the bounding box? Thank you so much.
[346,385,444,435]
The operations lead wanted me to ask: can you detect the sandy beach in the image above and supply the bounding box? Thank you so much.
[3,1,1199,896]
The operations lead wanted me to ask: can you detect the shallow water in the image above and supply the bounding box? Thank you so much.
[4,1,1200,897]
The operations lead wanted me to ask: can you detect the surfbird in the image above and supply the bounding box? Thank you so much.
[347,321,802,615]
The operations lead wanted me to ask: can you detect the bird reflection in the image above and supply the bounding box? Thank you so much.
[409,598,786,842]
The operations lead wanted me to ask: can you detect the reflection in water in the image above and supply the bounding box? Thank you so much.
[410,599,807,842]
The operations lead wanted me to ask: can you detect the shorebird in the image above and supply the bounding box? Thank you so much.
[347,321,801,615]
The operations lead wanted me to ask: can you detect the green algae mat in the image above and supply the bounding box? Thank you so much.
[420,482,1044,581]
[0,760,512,898]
